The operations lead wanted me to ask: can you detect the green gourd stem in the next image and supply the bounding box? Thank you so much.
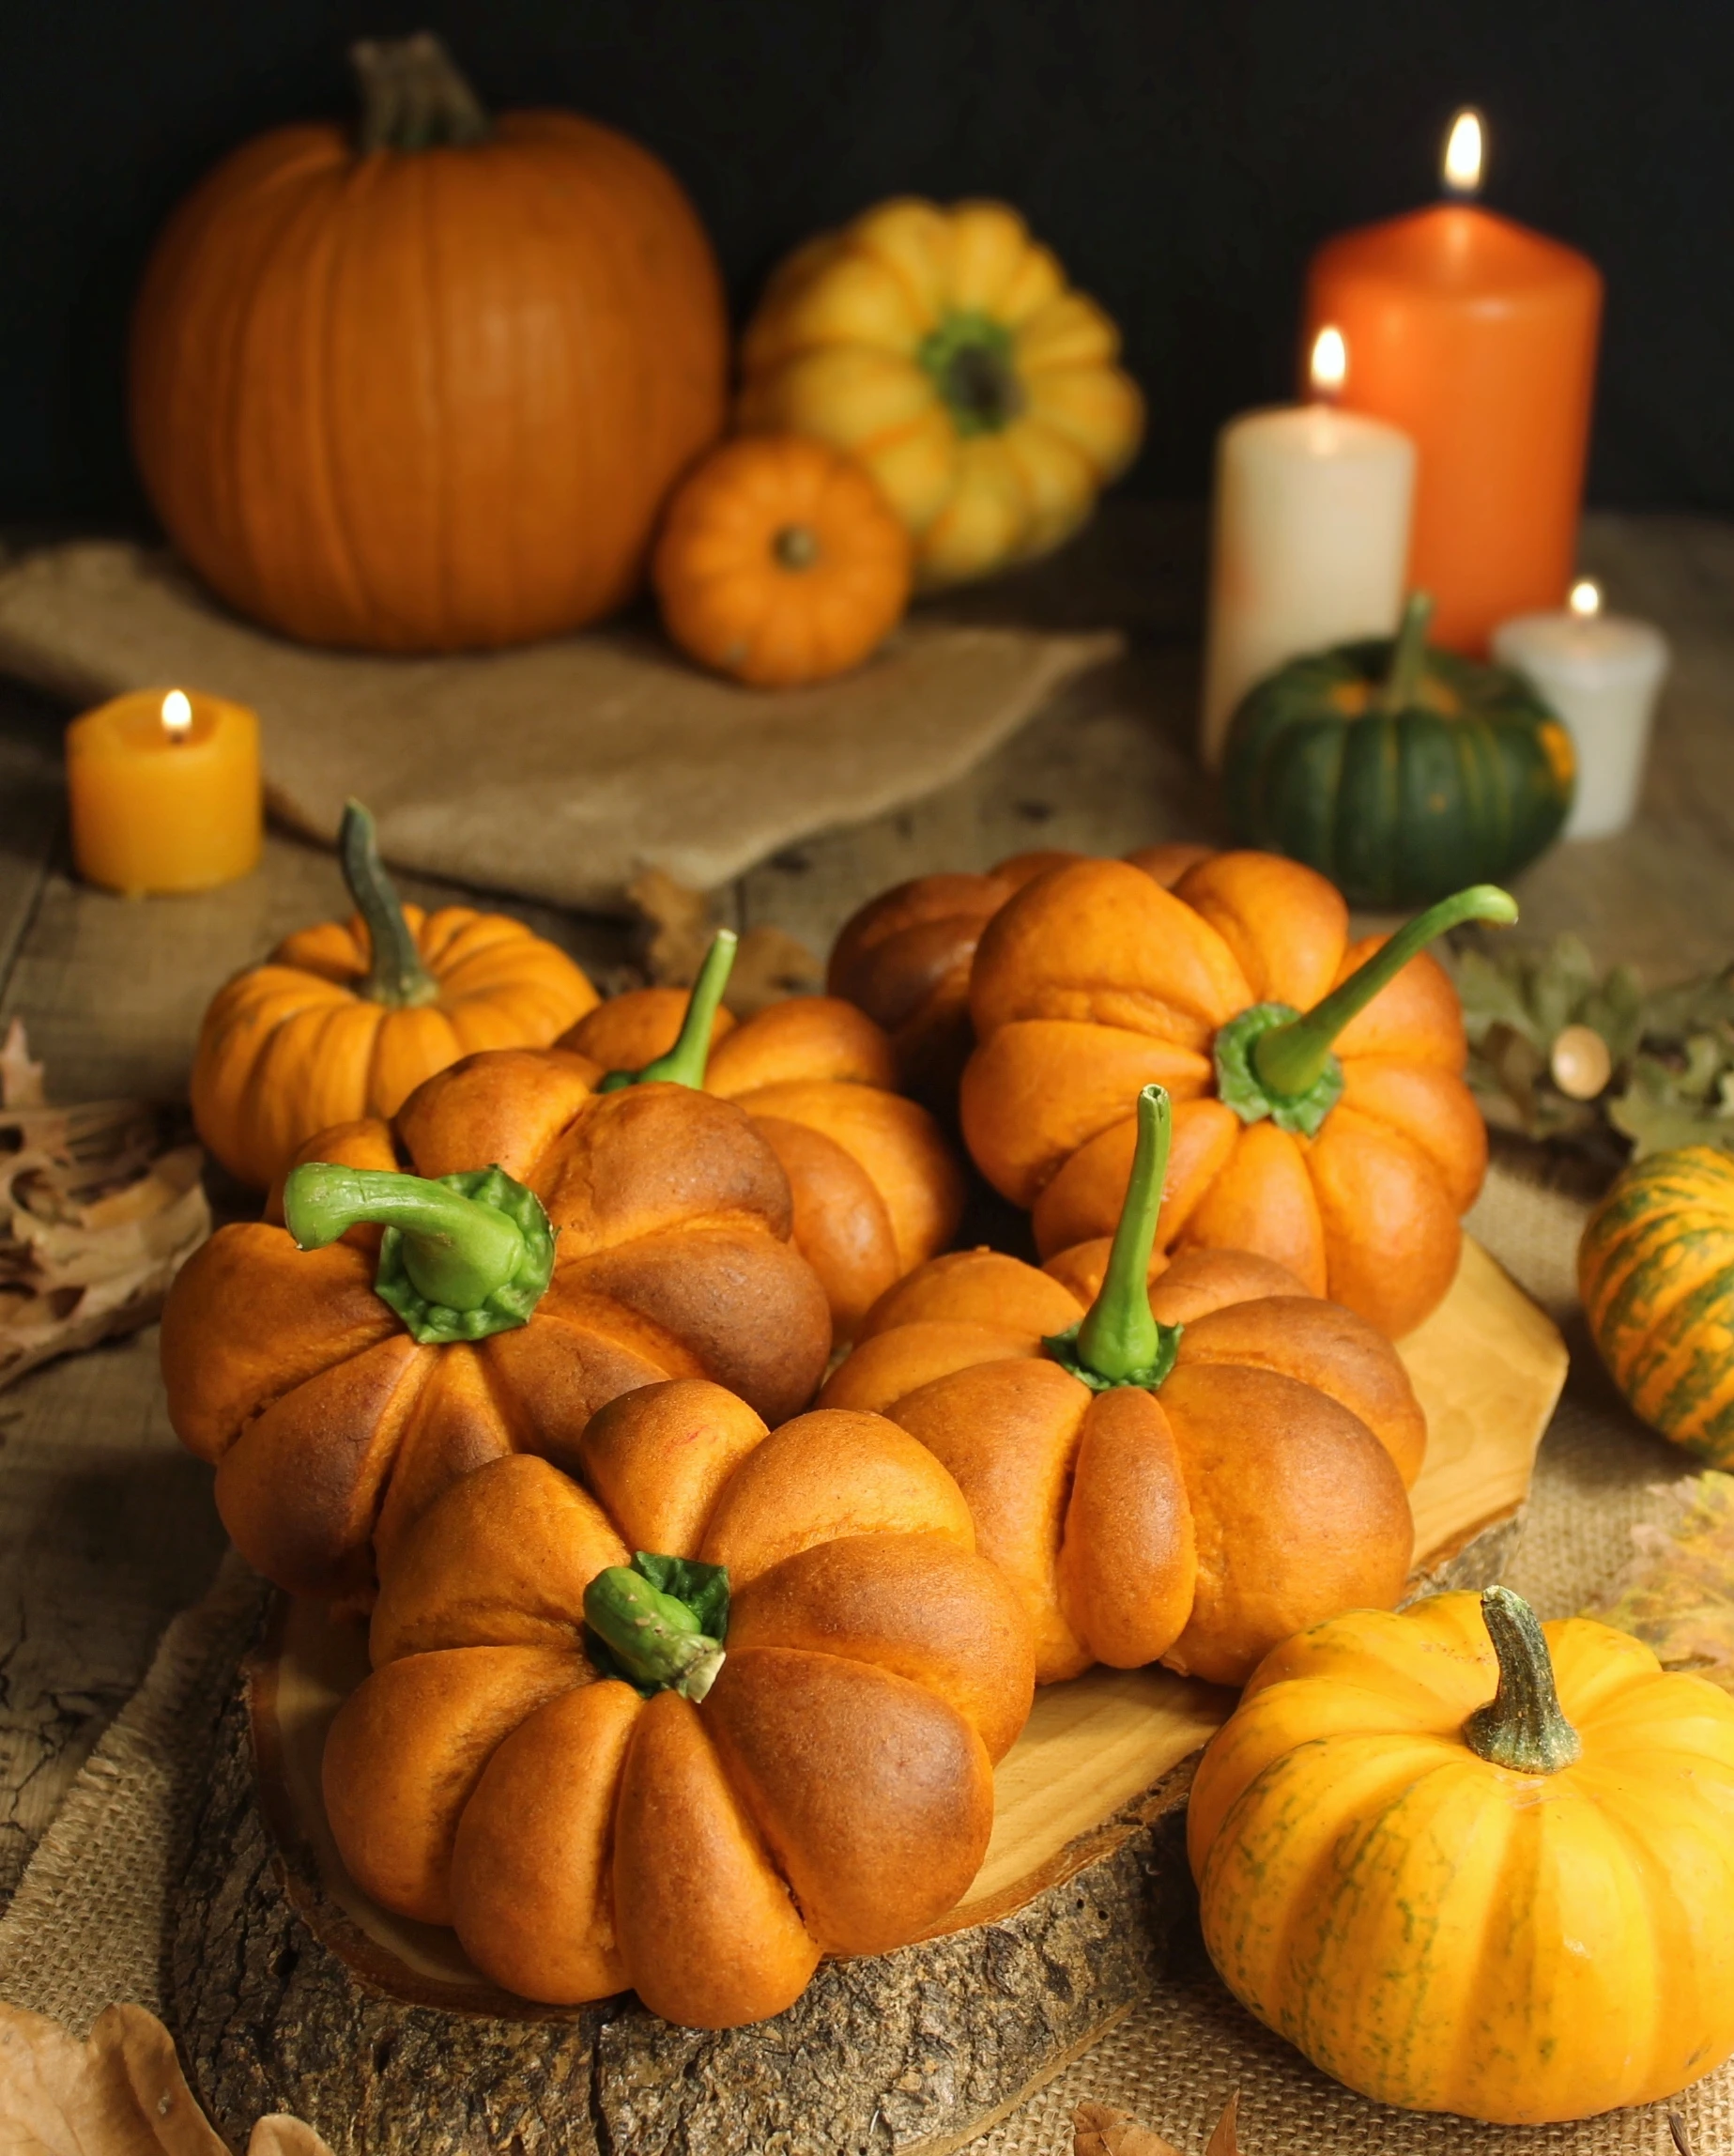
[1376,591,1437,715]
[351,33,492,152]
[599,929,738,1092]
[341,800,440,1009]
[916,313,1025,437]
[1073,1084,1171,1383]
[1463,1585,1583,1774]
[584,1564,726,1702]
[284,1163,527,1311]
[1251,884,1519,1102]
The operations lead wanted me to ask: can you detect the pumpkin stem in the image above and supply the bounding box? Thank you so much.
[584,1553,729,1702]
[283,1160,554,1344]
[1376,591,1437,715]
[1463,1585,1583,1774]
[351,33,492,152]
[1044,1084,1185,1391]
[598,929,738,1093]
[917,313,1025,438]
[1230,884,1519,1121]
[341,801,441,1009]
[774,525,821,571]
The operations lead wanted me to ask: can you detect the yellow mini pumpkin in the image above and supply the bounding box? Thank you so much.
[1579,1144,1734,1464]
[737,198,1143,589]
[1189,1586,1734,2124]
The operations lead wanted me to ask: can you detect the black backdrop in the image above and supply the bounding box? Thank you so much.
[6,0,1729,526]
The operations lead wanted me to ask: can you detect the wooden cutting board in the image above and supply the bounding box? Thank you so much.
[173,1236,1567,2156]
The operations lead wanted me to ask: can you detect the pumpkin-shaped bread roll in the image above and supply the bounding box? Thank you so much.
[826,843,1211,1108]
[822,1086,1422,1686]
[562,984,963,1335]
[324,1378,1036,2028]
[961,852,1514,1336]
[161,939,831,1611]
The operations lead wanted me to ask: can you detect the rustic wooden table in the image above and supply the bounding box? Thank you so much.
[1,502,1729,1907]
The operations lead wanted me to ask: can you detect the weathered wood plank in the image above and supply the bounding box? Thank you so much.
[0,680,64,1003]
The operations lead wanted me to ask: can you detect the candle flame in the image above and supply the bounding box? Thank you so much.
[161,689,193,740]
[1310,325,1347,400]
[1443,107,1485,196]
[1570,578,1603,620]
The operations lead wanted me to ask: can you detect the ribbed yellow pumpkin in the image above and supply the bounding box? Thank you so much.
[737,198,1143,590]
[1579,1145,1734,1464]
[1188,1587,1734,2124]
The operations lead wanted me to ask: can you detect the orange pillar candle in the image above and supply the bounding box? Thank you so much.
[1302,110,1603,654]
[68,687,263,893]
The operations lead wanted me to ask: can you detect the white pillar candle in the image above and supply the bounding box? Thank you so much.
[1492,580,1670,839]
[1199,328,1417,771]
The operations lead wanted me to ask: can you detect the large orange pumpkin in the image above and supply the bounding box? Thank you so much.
[130,34,728,652]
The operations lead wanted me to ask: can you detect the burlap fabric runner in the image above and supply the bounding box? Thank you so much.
[0,543,1120,913]
[0,1156,1724,2151]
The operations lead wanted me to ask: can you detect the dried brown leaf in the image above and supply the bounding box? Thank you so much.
[728,926,823,1017]
[0,1019,45,1110]
[624,867,821,1016]
[1073,2095,1239,2156]
[1073,2102,1184,2156]
[625,868,714,988]
[245,2123,337,2156]
[0,1999,336,2156]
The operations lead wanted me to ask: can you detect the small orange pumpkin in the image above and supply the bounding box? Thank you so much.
[192,803,598,1190]
[652,436,913,687]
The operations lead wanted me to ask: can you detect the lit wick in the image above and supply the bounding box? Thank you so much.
[1309,324,1347,405]
[1442,108,1485,198]
[161,689,193,744]
[1569,578,1603,621]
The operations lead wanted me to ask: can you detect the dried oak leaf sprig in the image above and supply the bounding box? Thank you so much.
[1450,932,1734,1163]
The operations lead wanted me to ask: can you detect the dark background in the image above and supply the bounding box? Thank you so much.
[5,0,1729,529]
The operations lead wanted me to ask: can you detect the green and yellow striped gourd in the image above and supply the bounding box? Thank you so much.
[1579,1144,1734,1464]
[1222,593,1575,910]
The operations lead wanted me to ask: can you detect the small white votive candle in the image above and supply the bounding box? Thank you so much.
[1492,580,1670,839]
[1200,326,1417,770]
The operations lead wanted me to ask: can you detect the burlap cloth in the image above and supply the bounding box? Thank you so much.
[0,1155,1725,2153]
[0,543,1120,912]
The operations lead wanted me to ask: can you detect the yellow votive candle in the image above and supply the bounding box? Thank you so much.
[68,687,262,893]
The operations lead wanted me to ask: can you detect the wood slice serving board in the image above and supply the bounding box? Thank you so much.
[174,1237,1567,2156]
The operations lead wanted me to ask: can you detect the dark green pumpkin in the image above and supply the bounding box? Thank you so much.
[1222,593,1576,909]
